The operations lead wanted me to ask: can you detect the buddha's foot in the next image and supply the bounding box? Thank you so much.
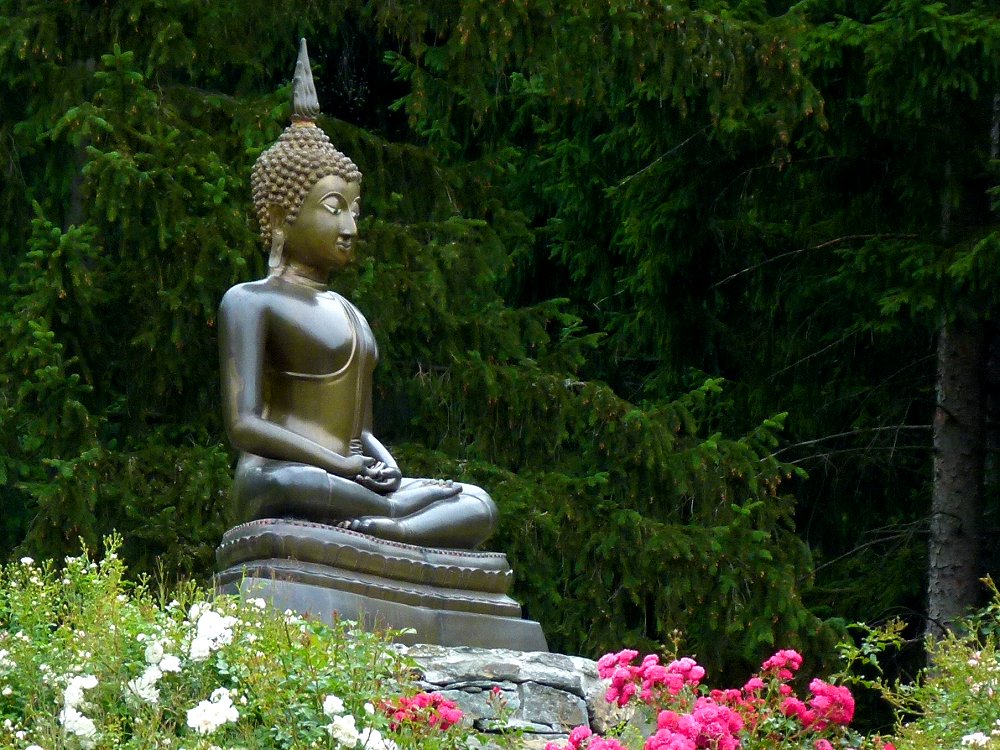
[390,480,461,518]
[348,516,405,542]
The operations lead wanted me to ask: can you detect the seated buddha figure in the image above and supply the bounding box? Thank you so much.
[218,41,497,550]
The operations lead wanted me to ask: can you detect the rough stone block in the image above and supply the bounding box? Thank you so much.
[518,681,589,731]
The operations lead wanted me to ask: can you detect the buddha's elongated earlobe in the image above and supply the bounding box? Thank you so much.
[268,227,285,272]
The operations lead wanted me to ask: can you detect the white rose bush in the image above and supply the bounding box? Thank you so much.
[0,538,469,750]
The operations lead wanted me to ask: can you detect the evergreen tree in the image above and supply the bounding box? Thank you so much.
[0,0,835,675]
[795,0,1000,633]
[373,0,1000,638]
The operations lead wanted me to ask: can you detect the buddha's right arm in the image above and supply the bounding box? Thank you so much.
[226,415,370,477]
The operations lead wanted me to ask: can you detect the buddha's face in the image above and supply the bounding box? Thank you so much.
[281,174,361,272]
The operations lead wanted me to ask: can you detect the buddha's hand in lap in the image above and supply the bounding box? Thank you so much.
[342,454,375,477]
[354,460,403,494]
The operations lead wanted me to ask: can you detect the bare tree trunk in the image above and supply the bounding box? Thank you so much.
[927,320,985,636]
[926,132,989,637]
[985,92,1000,496]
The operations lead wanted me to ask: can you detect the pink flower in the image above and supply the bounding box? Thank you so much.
[601,651,710,707]
[645,731,697,750]
[666,658,706,691]
[743,677,765,693]
[806,679,855,728]
[597,649,639,679]
[781,696,811,723]
[384,692,463,731]
[691,697,743,750]
[655,710,699,739]
[569,726,593,748]
[590,736,628,750]
[814,741,833,750]
[761,649,803,680]
[605,679,638,707]
[657,711,681,731]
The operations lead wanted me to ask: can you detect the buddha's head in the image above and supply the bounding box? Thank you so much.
[251,39,362,271]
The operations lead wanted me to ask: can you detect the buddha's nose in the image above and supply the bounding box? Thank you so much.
[341,213,357,238]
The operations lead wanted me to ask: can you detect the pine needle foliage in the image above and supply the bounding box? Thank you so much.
[0,0,838,678]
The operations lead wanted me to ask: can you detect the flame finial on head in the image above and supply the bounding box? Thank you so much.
[291,38,320,123]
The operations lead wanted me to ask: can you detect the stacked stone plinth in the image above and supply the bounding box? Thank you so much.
[215,518,547,651]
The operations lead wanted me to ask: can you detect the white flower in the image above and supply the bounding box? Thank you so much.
[189,639,211,661]
[187,609,237,661]
[1,687,10,696]
[144,641,164,665]
[250,597,267,609]
[186,704,222,735]
[364,702,375,715]
[186,688,240,735]
[323,694,346,716]
[19,557,33,565]
[63,674,98,709]
[198,609,235,642]
[327,714,360,747]
[126,666,162,705]
[59,706,98,749]
[25,745,45,750]
[359,726,399,750]
[159,654,182,673]
[963,733,992,747]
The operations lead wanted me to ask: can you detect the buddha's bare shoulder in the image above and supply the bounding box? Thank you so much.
[219,278,288,316]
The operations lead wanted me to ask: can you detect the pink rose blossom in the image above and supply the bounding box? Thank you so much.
[569,726,593,748]
[761,649,803,681]
[590,737,628,750]
[806,679,855,728]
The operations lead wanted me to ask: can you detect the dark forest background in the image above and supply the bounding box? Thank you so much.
[3,0,1000,683]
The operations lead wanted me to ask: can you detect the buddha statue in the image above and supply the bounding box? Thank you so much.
[218,39,497,550]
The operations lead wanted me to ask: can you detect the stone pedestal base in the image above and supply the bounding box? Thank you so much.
[214,519,547,652]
